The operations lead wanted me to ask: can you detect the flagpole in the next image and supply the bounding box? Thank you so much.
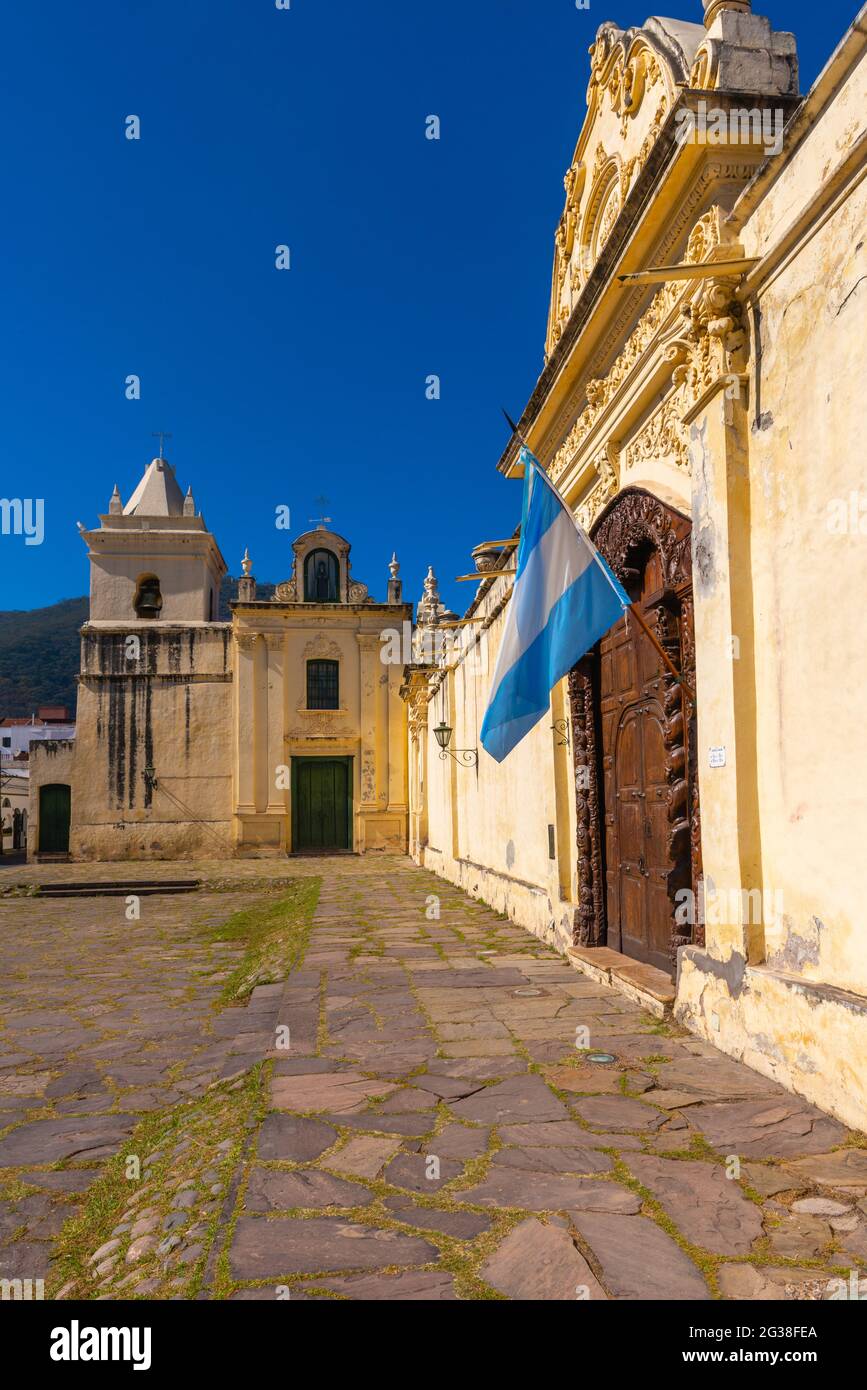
[501,410,696,705]
[625,601,695,704]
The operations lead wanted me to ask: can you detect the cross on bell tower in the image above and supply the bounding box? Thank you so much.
[152,430,172,460]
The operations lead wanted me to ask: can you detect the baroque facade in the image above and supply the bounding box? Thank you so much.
[29,457,410,860]
[403,2,867,1130]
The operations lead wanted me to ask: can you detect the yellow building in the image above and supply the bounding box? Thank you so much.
[29,456,410,860]
[404,2,867,1130]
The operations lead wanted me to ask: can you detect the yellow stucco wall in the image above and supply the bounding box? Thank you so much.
[677,22,867,1129]
[743,81,867,996]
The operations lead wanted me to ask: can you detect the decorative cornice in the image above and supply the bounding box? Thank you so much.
[544,206,750,518]
[624,394,691,479]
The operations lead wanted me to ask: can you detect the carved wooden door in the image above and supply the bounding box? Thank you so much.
[599,546,676,974]
[569,488,699,971]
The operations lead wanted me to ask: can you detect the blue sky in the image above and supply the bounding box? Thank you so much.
[1,0,858,614]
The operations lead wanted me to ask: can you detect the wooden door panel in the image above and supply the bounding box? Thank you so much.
[618,802,644,862]
[616,713,641,781]
[647,877,675,971]
[294,760,350,851]
[39,784,70,854]
[598,561,682,975]
[614,644,634,697]
[620,869,648,956]
[599,646,614,696]
[642,712,667,786]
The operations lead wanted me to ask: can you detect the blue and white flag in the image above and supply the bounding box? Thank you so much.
[480,447,629,763]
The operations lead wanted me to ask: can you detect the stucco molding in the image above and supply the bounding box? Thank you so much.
[518,149,765,484]
[300,635,343,662]
[550,24,679,354]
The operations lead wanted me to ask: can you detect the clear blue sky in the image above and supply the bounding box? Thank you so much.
[1,0,857,614]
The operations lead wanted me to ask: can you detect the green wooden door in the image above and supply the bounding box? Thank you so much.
[293,759,351,851]
[39,783,71,853]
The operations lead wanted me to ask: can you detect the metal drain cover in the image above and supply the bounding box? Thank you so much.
[586,1052,616,1064]
[512,986,546,998]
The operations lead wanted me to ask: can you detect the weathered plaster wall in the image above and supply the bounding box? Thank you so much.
[743,66,867,997]
[676,23,867,1130]
[38,625,235,861]
[88,520,225,624]
[678,950,867,1131]
[27,741,74,854]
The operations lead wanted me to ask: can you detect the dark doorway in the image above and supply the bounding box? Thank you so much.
[38,783,71,853]
[292,758,352,852]
[568,489,701,977]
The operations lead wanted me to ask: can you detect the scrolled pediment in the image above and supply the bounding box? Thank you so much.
[548,18,705,356]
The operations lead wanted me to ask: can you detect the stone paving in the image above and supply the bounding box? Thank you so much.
[223,860,867,1301]
[0,867,313,1285]
[2,854,867,1300]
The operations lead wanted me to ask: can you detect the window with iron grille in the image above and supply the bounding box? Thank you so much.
[306,659,339,710]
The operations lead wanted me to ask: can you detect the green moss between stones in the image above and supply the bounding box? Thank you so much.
[205,879,321,1003]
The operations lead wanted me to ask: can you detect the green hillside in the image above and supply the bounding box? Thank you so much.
[0,578,276,719]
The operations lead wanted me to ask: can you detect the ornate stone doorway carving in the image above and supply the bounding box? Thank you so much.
[567,487,702,975]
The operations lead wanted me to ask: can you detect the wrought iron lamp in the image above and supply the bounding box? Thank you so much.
[433,721,478,768]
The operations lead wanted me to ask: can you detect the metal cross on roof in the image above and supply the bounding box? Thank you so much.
[309,494,332,528]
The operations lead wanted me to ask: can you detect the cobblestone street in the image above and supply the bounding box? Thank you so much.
[0,863,317,1286]
[2,857,866,1300]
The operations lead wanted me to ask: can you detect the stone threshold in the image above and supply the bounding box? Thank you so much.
[566,945,676,1019]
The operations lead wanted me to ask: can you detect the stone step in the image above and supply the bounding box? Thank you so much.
[36,880,201,898]
[566,945,675,1019]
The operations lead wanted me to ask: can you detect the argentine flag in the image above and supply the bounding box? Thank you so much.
[480,447,629,763]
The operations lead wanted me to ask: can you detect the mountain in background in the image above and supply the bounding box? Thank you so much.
[0,577,276,719]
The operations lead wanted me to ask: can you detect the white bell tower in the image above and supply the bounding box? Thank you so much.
[82,452,227,624]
